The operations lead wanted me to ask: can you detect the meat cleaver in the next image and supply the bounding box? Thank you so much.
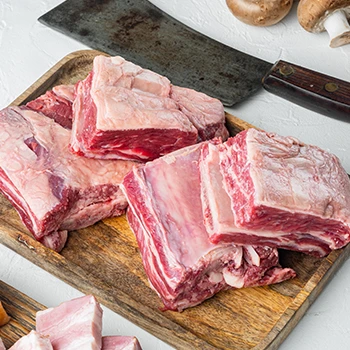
[39,0,350,122]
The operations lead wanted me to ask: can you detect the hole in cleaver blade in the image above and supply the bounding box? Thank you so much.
[38,0,272,106]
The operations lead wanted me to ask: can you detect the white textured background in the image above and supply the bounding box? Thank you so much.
[1,1,350,349]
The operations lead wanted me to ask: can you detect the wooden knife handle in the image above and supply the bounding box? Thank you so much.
[262,60,350,122]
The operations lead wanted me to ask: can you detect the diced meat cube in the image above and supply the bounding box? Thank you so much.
[205,128,350,256]
[70,55,228,161]
[0,106,136,251]
[121,142,295,311]
[102,336,142,350]
[36,295,102,350]
[9,331,52,350]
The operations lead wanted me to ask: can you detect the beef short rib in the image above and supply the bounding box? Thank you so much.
[0,106,136,251]
[70,55,228,162]
[201,129,350,257]
[121,141,295,311]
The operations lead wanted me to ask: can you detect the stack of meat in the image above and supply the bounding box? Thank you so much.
[121,128,350,310]
[0,55,228,252]
[1,295,142,350]
[1,54,350,312]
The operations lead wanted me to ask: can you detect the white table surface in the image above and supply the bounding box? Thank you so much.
[1,1,350,349]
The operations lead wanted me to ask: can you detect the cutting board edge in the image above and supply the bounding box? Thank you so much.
[3,225,350,350]
[258,245,350,349]
[10,50,107,106]
[0,223,217,350]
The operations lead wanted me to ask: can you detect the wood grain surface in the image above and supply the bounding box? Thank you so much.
[0,281,44,349]
[1,50,350,350]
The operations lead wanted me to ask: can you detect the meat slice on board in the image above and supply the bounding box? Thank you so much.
[121,141,295,311]
[201,129,350,257]
[70,55,228,162]
[0,106,136,251]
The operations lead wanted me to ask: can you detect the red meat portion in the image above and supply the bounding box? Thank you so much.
[70,55,228,161]
[0,106,136,251]
[26,85,75,129]
[200,129,350,257]
[121,142,295,311]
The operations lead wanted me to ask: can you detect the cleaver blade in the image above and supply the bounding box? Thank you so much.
[39,0,350,122]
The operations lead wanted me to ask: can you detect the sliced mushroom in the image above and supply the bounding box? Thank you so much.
[226,0,294,27]
[298,0,350,48]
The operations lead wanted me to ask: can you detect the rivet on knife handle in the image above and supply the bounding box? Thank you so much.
[262,60,350,122]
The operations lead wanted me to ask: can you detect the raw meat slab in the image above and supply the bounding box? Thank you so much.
[200,134,350,257]
[71,55,227,161]
[0,106,136,251]
[1,50,350,350]
[122,142,295,311]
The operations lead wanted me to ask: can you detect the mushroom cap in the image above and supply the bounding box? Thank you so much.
[298,0,350,33]
[226,0,293,27]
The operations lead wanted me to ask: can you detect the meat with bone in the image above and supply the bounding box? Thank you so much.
[9,331,53,350]
[121,141,295,311]
[70,55,228,161]
[0,106,136,251]
[102,336,142,350]
[202,129,350,257]
[36,295,102,350]
[26,85,74,129]
[200,141,332,257]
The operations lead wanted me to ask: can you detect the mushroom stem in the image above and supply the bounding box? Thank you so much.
[323,10,350,48]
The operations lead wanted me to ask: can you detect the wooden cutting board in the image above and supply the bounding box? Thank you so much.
[1,50,350,350]
[0,281,43,349]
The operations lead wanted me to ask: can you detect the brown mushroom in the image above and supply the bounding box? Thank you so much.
[298,0,350,48]
[226,0,294,27]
